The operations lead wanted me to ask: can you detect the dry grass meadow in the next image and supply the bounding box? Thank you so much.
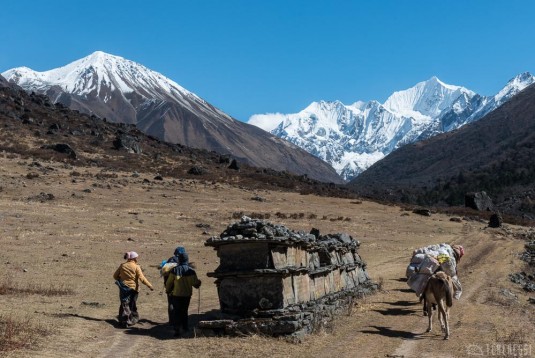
[0,154,533,357]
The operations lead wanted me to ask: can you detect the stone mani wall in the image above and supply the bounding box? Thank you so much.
[199,217,377,338]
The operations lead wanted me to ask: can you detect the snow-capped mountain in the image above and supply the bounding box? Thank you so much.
[249,74,535,180]
[2,51,343,183]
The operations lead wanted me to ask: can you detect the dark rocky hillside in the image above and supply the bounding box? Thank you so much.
[4,53,343,184]
[0,77,353,198]
[349,84,535,219]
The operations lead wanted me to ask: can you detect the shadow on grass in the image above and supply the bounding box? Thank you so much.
[373,307,418,316]
[384,300,419,307]
[397,288,414,293]
[392,278,408,282]
[374,296,420,316]
[360,325,424,340]
[62,310,225,340]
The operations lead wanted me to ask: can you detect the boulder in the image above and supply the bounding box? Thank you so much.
[465,191,494,211]
[489,212,503,228]
[228,159,240,170]
[412,208,431,216]
[43,143,77,159]
[113,133,142,154]
[188,166,206,175]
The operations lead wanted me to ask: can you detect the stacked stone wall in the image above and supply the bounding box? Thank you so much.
[199,216,377,338]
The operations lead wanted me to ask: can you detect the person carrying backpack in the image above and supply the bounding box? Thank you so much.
[113,251,154,327]
[159,246,185,325]
[165,248,201,337]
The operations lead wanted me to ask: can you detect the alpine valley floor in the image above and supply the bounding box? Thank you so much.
[0,154,533,358]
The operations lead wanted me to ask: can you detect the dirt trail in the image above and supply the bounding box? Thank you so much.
[316,224,531,358]
[100,331,140,358]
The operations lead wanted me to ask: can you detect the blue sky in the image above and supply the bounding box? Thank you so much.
[2,1,534,122]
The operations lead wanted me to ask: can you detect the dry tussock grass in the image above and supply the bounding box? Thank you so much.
[495,328,530,345]
[0,278,74,297]
[482,288,517,307]
[0,314,50,353]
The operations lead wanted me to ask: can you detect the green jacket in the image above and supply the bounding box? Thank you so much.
[165,272,201,297]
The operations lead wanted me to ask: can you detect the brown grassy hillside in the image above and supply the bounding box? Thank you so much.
[0,154,533,357]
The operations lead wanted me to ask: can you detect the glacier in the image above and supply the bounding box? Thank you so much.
[248,73,535,181]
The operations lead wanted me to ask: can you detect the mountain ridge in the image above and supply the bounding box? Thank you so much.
[249,73,535,180]
[349,82,535,218]
[3,52,343,184]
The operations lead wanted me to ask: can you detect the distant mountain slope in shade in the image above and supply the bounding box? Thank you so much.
[349,83,535,218]
[249,74,535,180]
[2,51,342,183]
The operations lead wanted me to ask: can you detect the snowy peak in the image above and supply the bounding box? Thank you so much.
[383,77,475,118]
[249,72,534,181]
[494,72,535,104]
[2,51,198,103]
[2,51,343,183]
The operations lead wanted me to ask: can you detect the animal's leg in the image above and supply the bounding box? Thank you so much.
[437,301,449,340]
[440,302,446,332]
[444,305,450,340]
[426,301,433,332]
[423,296,428,316]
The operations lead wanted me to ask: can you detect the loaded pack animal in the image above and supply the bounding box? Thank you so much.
[423,271,454,340]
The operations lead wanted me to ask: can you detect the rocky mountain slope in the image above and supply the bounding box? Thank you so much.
[2,52,342,183]
[249,74,535,180]
[349,83,535,218]
[0,75,352,196]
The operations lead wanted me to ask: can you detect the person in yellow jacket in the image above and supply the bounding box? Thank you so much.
[113,251,154,327]
[165,248,201,337]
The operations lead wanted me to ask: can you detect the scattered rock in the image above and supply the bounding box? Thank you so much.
[113,133,142,154]
[412,208,431,216]
[48,123,61,133]
[228,159,240,170]
[488,212,503,228]
[43,143,77,159]
[251,196,266,202]
[465,191,494,211]
[26,172,39,179]
[450,217,462,222]
[310,228,320,239]
[154,175,163,181]
[196,223,211,229]
[188,166,206,175]
[28,192,55,202]
[218,155,232,164]
[83,189,92,193]
[509,272,535,292]
[500,288,517,299]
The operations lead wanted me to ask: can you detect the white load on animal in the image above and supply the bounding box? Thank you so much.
[406,243,462,299]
